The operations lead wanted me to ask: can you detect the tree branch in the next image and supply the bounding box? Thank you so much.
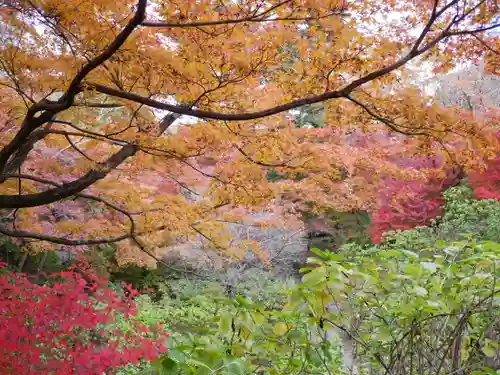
[2,173,138,214]
[2,126,51,178]
[74,102,125,108]
[0,0,147,174]
[448,22,500,36]
[0,225,129,245]
[0,145,137,208]
[141,12,341,28]
[234,144,303,168]
[343,95,429,136]
[34,0,147,113]
[471,34,500,55]
[90,5,461,123]
[142,0,298,28]
[0,111,55,176]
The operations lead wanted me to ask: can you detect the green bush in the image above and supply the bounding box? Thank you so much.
[295,240,500,375]
[114,236,500,375]
[114,273,343,375]
[114,188,500,374]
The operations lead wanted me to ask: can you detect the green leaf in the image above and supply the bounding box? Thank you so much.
[403,264,422,277]
[375,327,393,342]
[444,246,461,256]
[235,295,250,307]
[302,267,326,286]
[480,366,498,375]
[306,256,326,265]
[288,289,303,305]
[168,349,186,364]
[299,267,314,273]
[414,286,428,296]
[193,367,210,375]
[420,261,437,273]
[252,311,266,325]
[226,360,245,375]
[321,341,333,361]
[305,347,323,366]
[310,247,329,258]
[377,250,401,258]
[483,339,499,357]
[287,329,303,342]
[325,253,345,261]
[219,313,232,333]
[483,346,497,358]
[435,240,446,248]
[161,358,178,374]
[273,322,288,336]
[402,250,419,259]
[307,249,345,262]
[482,241,500,252]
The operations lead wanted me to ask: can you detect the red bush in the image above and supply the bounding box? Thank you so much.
[369,162,462,243]
[0,263,167,375]
[369,200,443,244]
[468,158,500,201]
[468,132,500,201]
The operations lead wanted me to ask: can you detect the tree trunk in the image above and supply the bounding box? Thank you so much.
[37,252,48,272]
[18,252,28,271]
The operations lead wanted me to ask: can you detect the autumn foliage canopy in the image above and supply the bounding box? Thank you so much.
[0,0,498,263]
[0,0,499,372]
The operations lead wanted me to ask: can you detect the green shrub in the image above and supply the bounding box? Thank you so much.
[296,241,500,375]
[114,273,343,375]
[116,188,500,374]
[116,238,500,375]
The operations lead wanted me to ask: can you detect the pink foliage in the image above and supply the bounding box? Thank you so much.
[369,159,462,243]
[369,107,500,243]
[468,131,500,201]
[468,157,500,200]
[0,263,167,375]
[369,198,443,244]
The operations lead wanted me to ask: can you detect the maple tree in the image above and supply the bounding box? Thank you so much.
[468,130,500,201]
[369,163,462,243]
[368,65,500,243]
[0,0,498,265]
[0,262,167,374]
